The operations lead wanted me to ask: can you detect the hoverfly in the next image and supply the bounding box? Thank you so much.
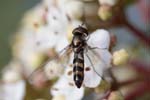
[29,25,112,89]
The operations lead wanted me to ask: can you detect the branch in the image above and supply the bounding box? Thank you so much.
[125,81,150,100]
[124,20,150,47]
[129,59,150,76]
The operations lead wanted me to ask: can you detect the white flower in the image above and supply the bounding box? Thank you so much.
[61,0,84,20]
[84,29,112,88]
[51,75,84,100]
[21,3,45,29]
[43,0,56,7]
[98,0,118,6]
[35,26,59,52]
[2,70,21,83]
[88,29,110,49]
[47,6,68,32]
[35,6,85,53]
[35,25,69,53]
[1,80,25,100]
[83,65,102,87]
[83,0,95,1]
[50,53,84,100]
[35,7,69,53]
[13,31,44,76]
[44,60,64,79]
[1,61,23,83]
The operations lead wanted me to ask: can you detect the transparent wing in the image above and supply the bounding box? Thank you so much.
[28,45,73,84]
[59,46,112,88]
[83,47,112,88]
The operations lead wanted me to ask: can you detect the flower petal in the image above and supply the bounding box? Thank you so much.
[88,29,110,49]
[2,80,25,100]
[55,36,69,52]
[83,47,112,88]
[47,7,68,33]
[98,0,117,6]
[83,54,102,88]
[35,26,58,52]
[51,75,84,100]
[44,60,64,80]
[84,66,102,88]
[95,49,112,66]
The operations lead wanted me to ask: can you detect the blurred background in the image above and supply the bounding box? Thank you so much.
[0,0,149,100]
[0,0,40,69]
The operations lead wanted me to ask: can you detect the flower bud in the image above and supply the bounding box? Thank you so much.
[98,6,112,21]
[108,91,124,100]
[98,0,118,6]
[52,94,66,100]
[2,70,21,83]
[65,1,84,20]
[44,60,64,79]
[113,49,129,66]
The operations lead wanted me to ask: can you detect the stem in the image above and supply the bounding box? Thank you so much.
[99,91,112,100]
[118,78,142,87]
[124,20,150,47]
[125,81,150,100]
[129,59,150,76]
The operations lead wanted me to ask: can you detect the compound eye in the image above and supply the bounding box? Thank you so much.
[83,32,88,37]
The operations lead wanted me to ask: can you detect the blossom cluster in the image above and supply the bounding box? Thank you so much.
[2,0,148,100]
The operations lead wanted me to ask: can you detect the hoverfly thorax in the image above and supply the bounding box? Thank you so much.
[72,26,88,37]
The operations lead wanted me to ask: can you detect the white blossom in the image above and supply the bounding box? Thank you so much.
[61,0,84,20]
[1,61,23,83]
[47,6,69,32]
[21,3,45,29]
[35,8,84,53]
[88,29,110,49]
[2,1,117,100]
[98,0,118,6]
[35,6,70,53]
[44,60,64,79]
[83,29,112,88]
[13,31,44,76]
[51,75,84,100]
[50,54,84,100]
[2,70,21,83]
[1,80,25,100]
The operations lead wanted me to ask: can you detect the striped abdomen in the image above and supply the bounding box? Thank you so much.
[73,51,84,88]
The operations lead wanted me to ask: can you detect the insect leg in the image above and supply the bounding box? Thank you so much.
[88,46,107,50]
[56,44,72,59]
